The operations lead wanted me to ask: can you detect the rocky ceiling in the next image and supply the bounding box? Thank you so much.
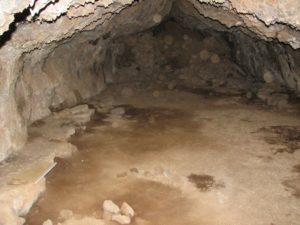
[1,0,300,48]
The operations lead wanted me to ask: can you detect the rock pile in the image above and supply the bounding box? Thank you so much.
[102,200,135,224]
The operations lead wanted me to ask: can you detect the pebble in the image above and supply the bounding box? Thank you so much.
[121,202,135,217]
[103,200,120,214]
[112,214,131,225]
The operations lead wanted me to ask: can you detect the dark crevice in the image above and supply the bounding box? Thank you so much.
[0,8,30,48]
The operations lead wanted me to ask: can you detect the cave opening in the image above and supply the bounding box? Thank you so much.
[0,1,300,225]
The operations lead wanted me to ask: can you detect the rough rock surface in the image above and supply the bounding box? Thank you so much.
[0,0,172,161]
[103,200,120,214]
[2,0,300,48]
[0,104,94,225]
[0,0,299,181]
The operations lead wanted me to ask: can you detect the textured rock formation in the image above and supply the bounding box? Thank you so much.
[0,0,172,161]
[0,2,300,224]
[0,0,299,162]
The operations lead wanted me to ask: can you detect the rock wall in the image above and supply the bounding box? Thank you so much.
[0,0,172,161]
[172,0,300,95]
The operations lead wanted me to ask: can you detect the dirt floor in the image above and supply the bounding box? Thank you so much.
[24,84,300,225]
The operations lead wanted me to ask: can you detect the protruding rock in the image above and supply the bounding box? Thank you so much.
[121,202,135,218]
[112,214,131,225]
[103,200,120,214]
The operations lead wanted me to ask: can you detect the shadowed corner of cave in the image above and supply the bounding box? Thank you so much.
[0,1,300,225]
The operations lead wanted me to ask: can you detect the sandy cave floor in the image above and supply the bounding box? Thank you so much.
[24,84,300,225]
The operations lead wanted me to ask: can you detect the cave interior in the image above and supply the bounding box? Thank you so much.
[0,0,300,225]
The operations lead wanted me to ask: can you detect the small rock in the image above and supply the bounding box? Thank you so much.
[263,71,274,83]
[43,219,53,225]
[103,200,120,214]
[153,91,160,98]
[152,14,162,23]
[199,50,211,61]
[121,202,135,218]
[210,54,220,64]
[112,214,131,225]
[110,107,126,116]
[59,209,73,221]
[121,87,134,98]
